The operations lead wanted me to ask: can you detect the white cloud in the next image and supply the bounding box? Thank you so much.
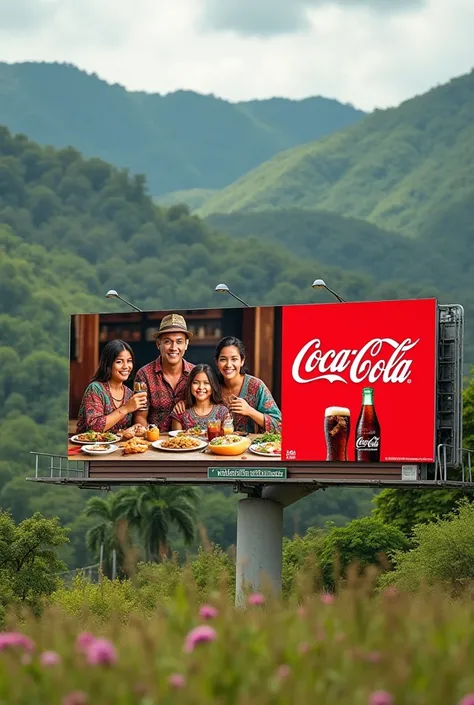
[0,0,472,111]
[201,0,426,37]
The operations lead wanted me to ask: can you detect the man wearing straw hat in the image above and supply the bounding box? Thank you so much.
[133,313,195,432]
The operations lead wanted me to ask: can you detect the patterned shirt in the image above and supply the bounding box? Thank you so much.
[134,356,194,431]
[171,404,230,431]
[76,381,133,434]
[221,374,282,434]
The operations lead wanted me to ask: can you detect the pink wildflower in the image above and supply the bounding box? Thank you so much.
[247,592,265,606]
[366,651,382,663]
[320,592,335,605]
[275,664,291,680]
[0,632,34,652]
[85,638,117,666]
[297,605,306,617]
[369,690,394,705]
[183,625,217,653]
[199,604,218,620]
[40,650,61,667]
[384,587,399,599]
[168,673,186,688]
[298,641,310,654]
[460,697,474,705]
[75,632,95,653]
[62,691,88,705]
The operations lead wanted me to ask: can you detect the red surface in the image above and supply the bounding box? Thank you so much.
[281,298,437,463]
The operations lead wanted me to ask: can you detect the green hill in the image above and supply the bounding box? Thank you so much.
[0,62,365,196]
[205,209,471,296]
[199,70,474,238]
[7,126,431,568]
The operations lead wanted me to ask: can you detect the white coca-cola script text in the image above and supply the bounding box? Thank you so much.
[355,436,380,450]
[292,338,419,384]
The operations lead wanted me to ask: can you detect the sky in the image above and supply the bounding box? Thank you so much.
[0,0,473,111]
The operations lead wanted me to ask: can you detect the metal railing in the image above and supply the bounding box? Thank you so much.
[30,451,87,480]
[435,443,474,483]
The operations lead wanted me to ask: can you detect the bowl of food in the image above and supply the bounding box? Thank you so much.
[208,434,251,456]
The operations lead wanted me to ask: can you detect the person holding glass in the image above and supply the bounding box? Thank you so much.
[76,340,147,434]
[171,364,229,436]
[215,336,282,434]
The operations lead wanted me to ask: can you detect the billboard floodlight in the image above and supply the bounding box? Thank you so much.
[214,283,250,308]
[311,279,346,303]
[105,290,143,313]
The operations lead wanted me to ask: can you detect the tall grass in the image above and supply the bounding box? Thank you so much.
[1,566,474,704]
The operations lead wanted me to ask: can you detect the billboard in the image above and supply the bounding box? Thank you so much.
[68,299,437,475]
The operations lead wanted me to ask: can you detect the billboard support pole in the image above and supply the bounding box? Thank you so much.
[235,497,283,606]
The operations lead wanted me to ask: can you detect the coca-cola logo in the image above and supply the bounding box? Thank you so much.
[356,436,380,450]
[292,338,419,385]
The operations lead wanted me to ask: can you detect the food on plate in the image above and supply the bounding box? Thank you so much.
[146,424,160,442]
[120,424,147,440]
[177,426,205,437]
[160,436,202,450]
[75,431,118,443]
[252,441,281,455]
[253,432,281,444]
[87,444,113,452]
[122,437,149,455]
[208,434,250,456]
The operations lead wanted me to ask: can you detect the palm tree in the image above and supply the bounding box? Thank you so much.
[84,492,134,577]
[115,485,199,561]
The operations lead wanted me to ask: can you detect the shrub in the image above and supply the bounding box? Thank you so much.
[189,544,235,598]
[319,517,410,589]
[282,528,325,598]
[380,500,474,595]
[50,574,142,623]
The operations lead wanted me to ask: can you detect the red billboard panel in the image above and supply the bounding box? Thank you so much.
[281,298,437,463]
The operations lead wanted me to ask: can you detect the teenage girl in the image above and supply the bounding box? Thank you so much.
[171,364,229,431]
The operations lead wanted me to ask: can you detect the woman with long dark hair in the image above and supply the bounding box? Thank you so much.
[215,336,281,434]
[76,340,147,434]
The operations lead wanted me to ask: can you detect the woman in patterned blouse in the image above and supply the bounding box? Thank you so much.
[215,336,282,434]
[76,340,147,434]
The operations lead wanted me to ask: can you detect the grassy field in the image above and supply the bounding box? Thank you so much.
[1,568,474,705]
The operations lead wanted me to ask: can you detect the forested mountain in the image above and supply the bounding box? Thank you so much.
[205,209,474,296]
[6,126,427,569]
[199,70,474,238]
[0,62,364,196]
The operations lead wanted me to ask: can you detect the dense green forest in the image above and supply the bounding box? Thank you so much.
[1,67,473,571]
[199,70,474,239]
[2,126,411,570]
[0,62,364,196]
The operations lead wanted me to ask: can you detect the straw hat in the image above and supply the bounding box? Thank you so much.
[152,313,192,339]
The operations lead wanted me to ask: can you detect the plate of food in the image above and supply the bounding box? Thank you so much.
[249,432,282,457]
[169,426,206,438]
[152,437,208,452]
[249,441,281,457]
[208,434,251,456]
[82,444,120,456]
[70,431,121,445]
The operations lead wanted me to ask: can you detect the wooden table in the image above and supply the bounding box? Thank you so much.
[68,433,279,463]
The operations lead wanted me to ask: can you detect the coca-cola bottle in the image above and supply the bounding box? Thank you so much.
[355,387,380,462]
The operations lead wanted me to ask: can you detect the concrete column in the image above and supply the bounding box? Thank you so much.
[235,497,283,606]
